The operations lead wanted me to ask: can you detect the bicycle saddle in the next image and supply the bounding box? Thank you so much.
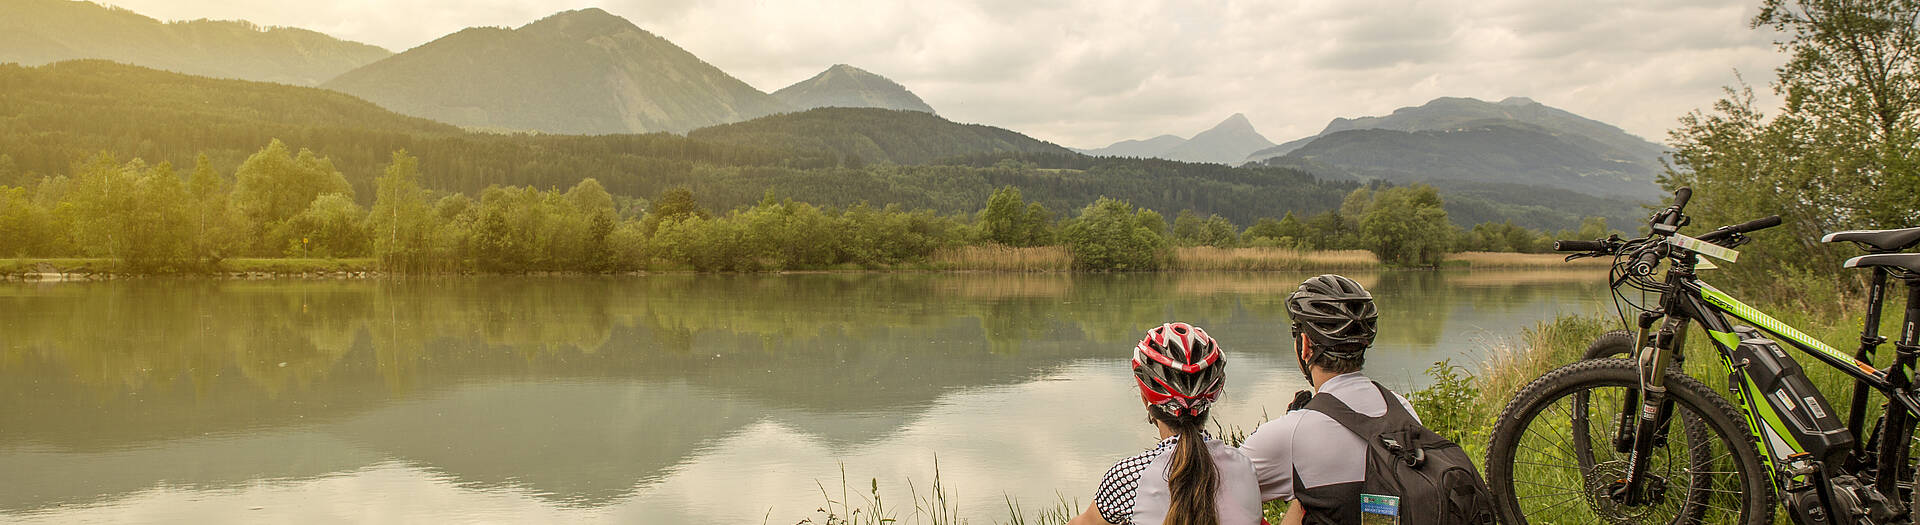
[1823,227,1920,253]
[1844,253,1920,274]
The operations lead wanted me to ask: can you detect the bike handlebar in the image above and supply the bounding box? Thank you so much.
[1671,187,1692,211]
[1554,240,1611,252]
[1697,215,1782,242]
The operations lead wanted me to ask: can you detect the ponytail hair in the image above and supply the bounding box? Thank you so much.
[1152,407,1218,525]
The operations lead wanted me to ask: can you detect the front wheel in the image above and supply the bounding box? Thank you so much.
[1485,358,1774,524]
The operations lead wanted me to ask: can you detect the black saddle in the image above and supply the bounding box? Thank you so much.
[1824,227,1920,253]
[1845,253,1920,274]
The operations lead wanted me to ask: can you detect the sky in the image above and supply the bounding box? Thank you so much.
[103,0,1789,149]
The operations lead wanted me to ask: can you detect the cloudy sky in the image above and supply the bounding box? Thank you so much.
[105,0,1787,149]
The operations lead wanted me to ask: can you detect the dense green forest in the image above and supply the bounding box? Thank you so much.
[0,60,1627,233]
[0,138,1618,272]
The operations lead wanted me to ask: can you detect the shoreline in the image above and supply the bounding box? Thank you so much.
[1,251,1612,281]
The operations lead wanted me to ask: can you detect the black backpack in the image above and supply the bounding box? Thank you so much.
[1303,381,1498,524]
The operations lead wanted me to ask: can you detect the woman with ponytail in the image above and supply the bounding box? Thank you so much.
[1070,322,1262,525]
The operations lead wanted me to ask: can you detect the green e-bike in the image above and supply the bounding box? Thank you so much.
[1484,187,1920,524]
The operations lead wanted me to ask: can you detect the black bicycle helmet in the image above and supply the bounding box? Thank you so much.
[1285,274,1378,359]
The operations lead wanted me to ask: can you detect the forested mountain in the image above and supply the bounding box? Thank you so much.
[1263,122,1659,198]
[687,108,1072,165]
[772,64,936,114]
[1080,114,1275,165]
[322,8,788,134]
[0,0,390,86]
[1244,96,1664,198]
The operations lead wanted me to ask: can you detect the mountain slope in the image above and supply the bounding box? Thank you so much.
[772,64,935,114]
[1160,114,1275,164]
[687,107,1073,165]
[0,0,390,86]
[323,8,789,134]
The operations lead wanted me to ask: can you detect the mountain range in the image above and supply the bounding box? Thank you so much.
[0,0,391,86]
[2,2,1665,227]
[1079,114,1276,165]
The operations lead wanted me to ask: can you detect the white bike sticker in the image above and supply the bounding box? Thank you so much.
[1669,234,1739,263]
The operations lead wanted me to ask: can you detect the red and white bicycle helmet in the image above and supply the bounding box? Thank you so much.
[1132,322,1226,417]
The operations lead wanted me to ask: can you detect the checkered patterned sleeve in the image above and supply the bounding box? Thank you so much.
[1092,444,1162,524]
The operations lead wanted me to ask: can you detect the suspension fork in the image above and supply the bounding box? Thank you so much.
[1617,316,1690,505]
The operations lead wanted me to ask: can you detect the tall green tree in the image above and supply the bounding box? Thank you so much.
[231,139,354,254]
[185,154,243,266]
[1061,198,1173,271]
[1669,0,1920,294]
[368,151,440,271]
[1358,185,1454,267]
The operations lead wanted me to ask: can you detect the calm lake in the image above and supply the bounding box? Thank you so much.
[0,271,1605,523]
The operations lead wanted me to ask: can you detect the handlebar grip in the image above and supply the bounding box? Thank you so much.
[1630,249,1662,276]
[1698,215,1784,242]
[1671,187,1692,210]
[1555,240,1610,252]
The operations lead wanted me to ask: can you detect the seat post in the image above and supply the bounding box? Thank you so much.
[1848,267,1891,451]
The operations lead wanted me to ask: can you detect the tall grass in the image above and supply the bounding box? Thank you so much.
[929,246,1072,272]
[1172,247,1378,271]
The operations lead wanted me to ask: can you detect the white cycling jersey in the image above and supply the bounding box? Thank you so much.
[1236,372,1420,503]
[1092,432,1263,525]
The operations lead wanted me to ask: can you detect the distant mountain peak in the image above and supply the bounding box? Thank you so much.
[773,64,935,114]
[1498,96,1538,106]
[522,7,641,37]
[323,8,787,134]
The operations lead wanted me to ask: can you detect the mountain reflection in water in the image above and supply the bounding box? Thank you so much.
[0,271,1603,523]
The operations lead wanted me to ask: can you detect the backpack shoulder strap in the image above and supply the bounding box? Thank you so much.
[1303,388,1389,437]
[1370,381,1417,425]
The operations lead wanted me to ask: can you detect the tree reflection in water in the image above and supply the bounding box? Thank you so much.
[0,272,1602,515]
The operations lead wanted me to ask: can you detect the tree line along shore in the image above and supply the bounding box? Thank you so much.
[0,140,1623,276]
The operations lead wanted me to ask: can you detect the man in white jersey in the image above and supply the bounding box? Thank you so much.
[1237,275,1417,525]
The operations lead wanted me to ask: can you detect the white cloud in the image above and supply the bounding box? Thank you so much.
[100,0,1787,149]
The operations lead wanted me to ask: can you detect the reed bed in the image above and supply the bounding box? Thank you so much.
[928,245,1072,272]
[1445,251,1616,269]
[1172,247,1379,271]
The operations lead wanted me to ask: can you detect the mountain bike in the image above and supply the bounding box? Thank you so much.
[1482,187,1920,524]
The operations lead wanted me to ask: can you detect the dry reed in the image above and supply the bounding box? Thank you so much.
[1172,247,1379,271]
[928,245,1072,272]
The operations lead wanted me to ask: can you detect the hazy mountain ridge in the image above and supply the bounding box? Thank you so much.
[322,8,789,135]
[1081,114,1275,165]
[0,0,391,86]
[773,64,936,114]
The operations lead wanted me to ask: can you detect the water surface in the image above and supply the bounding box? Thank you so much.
[0,271,1605,523]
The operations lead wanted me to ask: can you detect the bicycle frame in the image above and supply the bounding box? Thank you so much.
[1621,251,1920,519]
